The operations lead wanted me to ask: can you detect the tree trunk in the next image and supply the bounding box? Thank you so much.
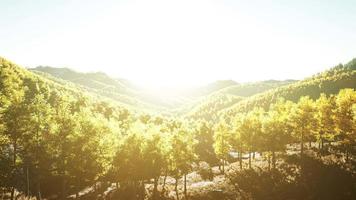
[37,182,42,200]
[309,141,312,148]
[272,151,276,169]
[10,187,15,200]
[222,159,225,174]
[248,152,251,169]
[268,154,271,171]
[162,169,168,193]
[175,177,179,200]
[300,132,305,177]
[301,133,304,159]
[184,174,187,200]
[11,141,17,200]
[1,188,5,200]
[140,180,145,200]
[239,151,242,170]
[61,176,66,200]
[346,149,349,163]
[253,152,255,159]
[153,177,158,200]
[27,166,30,198]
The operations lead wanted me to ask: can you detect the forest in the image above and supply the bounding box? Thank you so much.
[0,56,355,200]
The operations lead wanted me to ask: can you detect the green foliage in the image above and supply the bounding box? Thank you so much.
[195,120,218,165]
[0,56,355,200]
[213,120,231,170]
[223,60,356,121]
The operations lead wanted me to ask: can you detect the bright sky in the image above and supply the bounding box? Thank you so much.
[1,0,356,88]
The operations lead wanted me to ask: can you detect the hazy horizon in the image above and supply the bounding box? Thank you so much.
[1,0,356,88]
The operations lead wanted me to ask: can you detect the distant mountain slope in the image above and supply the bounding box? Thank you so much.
[31,66,183,112]
[31,66,136,95]
[31,66,299,115]
[31,67,242,111]
[185,93,244,121]
[222,58,356,121]
[31,70,161,112]
[1,57,138,118]
[220,79,297,97]
[181,80,295,120]
[186,80,239,97]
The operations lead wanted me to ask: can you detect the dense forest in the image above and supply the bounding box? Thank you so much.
[0,57,355,200]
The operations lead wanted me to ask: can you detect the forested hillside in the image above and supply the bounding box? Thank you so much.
[219,80,296,97]
[222,59,356,122]
[31,67,170,112]
[32,68,241,111]
[32,67,297,117]
[184,80,296,121]
[1,57,355,200]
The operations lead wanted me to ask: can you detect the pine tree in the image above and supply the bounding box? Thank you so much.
[213,120,231,173]
[263,99,291,169]
[291,96,318,160]
[239,108,263,169]
[169,125,196,200]
[335,89,356,162]
[316,93,336,151]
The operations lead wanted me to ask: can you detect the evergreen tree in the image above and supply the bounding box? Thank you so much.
[335,89,356,162]
[316,94,336,150]
[213,120,231,173]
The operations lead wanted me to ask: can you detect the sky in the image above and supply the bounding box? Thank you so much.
[1,0,356,89]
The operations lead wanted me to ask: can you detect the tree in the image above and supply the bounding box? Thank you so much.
[195,120,218,166]
[231,114,245,170]
[168,125,196,200]
[316,94,336,150]
[239,108,263,169]
[213,120,231,173]
[50,96,79,200]
[142,125,167,200]
[2,89,28,200]
[112,123,146,199]
[22,92,53,199]
[262,99,291,169]
[68,110,114,198]
[0,58,28,199]
[335,89,356,162]
[291,96,318,160]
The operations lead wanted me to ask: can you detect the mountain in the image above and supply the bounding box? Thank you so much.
[0,57,143,120]
[31,67,297,115]
[185,80,239,97]
[221,58,356,121]
[2,56,355,199]
[220,79,297,97]
[31,67,241,112]
[28,58,355,119]
[180,80,296,120]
